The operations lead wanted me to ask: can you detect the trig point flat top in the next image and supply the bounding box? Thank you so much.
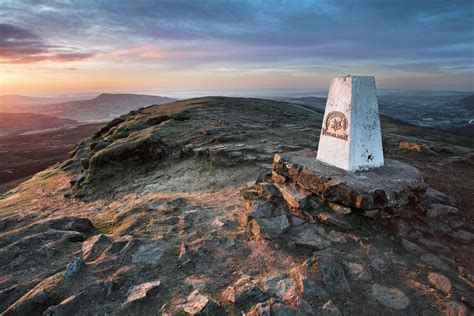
[317,75,384,171]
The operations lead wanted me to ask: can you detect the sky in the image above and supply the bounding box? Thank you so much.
[0,0,473,96]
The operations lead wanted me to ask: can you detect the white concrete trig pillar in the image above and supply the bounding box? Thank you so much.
[316,75,384,171]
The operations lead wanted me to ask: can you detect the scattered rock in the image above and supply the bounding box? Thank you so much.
[371,284,410,310]
[223,276,269,311]
[182,290,226,315]
[427,272,451,294]
[319,259,350,294]
[264,273,299,304]
[247,301,271,316]
[322,300,342,316]
[241,201,276,227]
[62,256,84,282]
[248,215,290,239]
[420,254,452,272]
[131,240,168,265]
[343,261,372,280]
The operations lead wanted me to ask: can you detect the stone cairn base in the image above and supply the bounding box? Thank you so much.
[240,151,457,242]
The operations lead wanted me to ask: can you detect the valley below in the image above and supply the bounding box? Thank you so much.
[0,97,473,315]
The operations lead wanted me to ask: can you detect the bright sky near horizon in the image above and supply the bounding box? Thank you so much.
[1,0,473,96]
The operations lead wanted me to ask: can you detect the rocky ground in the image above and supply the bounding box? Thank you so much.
[0,97,473,315]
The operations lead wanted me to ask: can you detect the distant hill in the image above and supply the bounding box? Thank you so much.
[0,113,79,137]
[0,93,177,122]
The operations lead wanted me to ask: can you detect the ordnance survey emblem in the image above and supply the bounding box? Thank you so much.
[322,111,348,140]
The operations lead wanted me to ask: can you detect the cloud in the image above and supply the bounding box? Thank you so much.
[0,23,95,64]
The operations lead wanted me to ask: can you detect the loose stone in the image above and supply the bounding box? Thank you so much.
[427,272,451,294]
[371,284,410,310]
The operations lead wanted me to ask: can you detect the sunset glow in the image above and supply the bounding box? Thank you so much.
[1,0,473,96]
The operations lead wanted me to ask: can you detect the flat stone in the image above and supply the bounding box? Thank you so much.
[131,240,168,265]
[248,215,290,239]
[420,254,451,272]
[319,259,350,294]
[427,272,451,294]
[274,183,308,209]
[317,213,352,231]
[240,201,275,227]
[291,225,331,250]
[273,152,426,210]
[371,284,410,310]
[322,300,342,316]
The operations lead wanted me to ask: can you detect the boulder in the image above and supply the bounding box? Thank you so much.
[62,256,84,282]
[82,234,111,261]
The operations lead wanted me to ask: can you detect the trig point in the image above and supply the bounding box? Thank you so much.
[317,75,384,171]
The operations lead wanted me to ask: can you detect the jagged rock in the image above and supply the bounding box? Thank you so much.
[222,276,269,311]
[322,300,342,316]
[420,254,452,271]
[43,293,82,316]
[448,230,474,245]
[291,225,331,250]
[256,182,281,203]
[248,215,290,239]
[124,280,161,304]
[343,261,372,280]
[371,284,410,310]
[427,203,459,218]
[182,290,226,315]
[272,170,287,184]
[317,213,352,231]
[264,273,298,304]
[319,259,350,294]
[82,234,111,261]
[240,201,276,227]
[427,273,451,294]
[442,301,468,316]
[62,256,84,282]
[274,183,308,209]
